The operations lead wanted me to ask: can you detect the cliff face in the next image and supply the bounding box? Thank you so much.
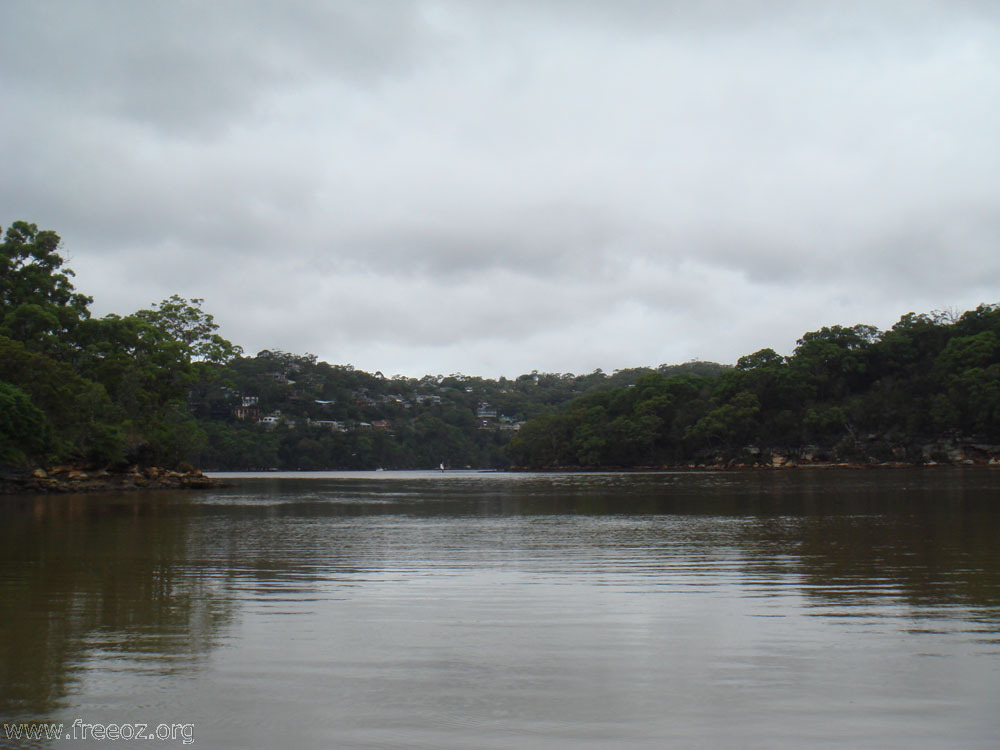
[0,465,223,494]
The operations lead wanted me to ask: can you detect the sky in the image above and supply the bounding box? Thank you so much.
[2,1,998,378]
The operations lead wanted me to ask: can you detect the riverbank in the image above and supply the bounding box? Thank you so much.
[509,457,1000,472]
[0,465,226,494]
[510,440,1000,472]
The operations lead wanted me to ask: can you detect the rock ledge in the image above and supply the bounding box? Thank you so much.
[0,465,225,494]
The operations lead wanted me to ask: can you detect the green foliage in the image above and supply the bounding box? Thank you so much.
[0,221,92,357]
[510,304,1000,467]
[506,413,578,468]
[4,219,998,472]
[197,420,280,470]
[0,336,123,464]
[185,352,726,470]
[0,381,49,465]
[0,221,244,469]
[935,331,999,373]
[686,392,761,450]
[147,404,208,468]
[134,295,243,364]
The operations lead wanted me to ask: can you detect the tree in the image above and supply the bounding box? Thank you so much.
[148,404,208,468]
[0,221,92,356]
[134,295,242,364]
[685,392,761,452]
[0,336,123,464]
[791,324,879,401]
[736,348,785,371]
[0,381,49,465]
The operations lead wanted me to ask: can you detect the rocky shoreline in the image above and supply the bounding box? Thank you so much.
[512,453,1000,473]
[0,465,226,495]
[511,461,999,472]
[511,439,1000,473]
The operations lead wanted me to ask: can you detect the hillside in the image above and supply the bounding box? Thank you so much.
[187,353,725,470]
[507,309,1000,469]
[0,219,726,472]
[3,220,997,474]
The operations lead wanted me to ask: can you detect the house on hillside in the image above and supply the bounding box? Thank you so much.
[234,396,260,422]
[260,410,295,428]
[354,392,377,408]
[266,371,293,385]
[310,419,346,432]
[499,416,525,433]
[475,402,497,419]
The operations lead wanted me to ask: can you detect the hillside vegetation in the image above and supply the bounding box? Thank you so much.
[507,308,1000,468]
[0,220,721,470]
[2,221,997,472]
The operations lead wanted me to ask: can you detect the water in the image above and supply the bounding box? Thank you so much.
[2,469,999,748]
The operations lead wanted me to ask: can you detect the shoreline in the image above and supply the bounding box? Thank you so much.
[508,460,1000,472]
[4,460,997,494]
[0,465,227,495]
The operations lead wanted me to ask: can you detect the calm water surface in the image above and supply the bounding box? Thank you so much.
[2,469,1000,748]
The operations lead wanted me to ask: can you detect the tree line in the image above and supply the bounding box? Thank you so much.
[184,347,722,470]
[2,220,997,472]
[0,222,239,469]
[0,221,717,470]
[507,307,1000,468]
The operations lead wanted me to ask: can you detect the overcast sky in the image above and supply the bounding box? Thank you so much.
[2,1,998,377]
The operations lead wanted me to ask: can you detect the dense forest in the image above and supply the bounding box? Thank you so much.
[2,220,998,473]
[0,220,720,471]
[188,351,724,470]
[0,222,241,471]
[507,307,1000,468]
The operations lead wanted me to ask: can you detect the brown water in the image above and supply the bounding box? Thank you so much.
[2,469,999,748]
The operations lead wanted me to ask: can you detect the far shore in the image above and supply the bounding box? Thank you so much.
[4,459,997,495]
[508,460,998,472]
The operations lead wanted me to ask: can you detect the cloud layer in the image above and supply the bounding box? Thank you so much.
[2,1,998,376]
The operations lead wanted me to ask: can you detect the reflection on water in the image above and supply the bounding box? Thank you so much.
[2,469,999,748]
[0,493,234,719]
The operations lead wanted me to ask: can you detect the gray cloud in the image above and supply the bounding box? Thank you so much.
[1,1,998,376]
[0,1,441,134]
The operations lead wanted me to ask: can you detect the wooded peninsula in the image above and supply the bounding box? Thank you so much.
[2,221,998,486]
